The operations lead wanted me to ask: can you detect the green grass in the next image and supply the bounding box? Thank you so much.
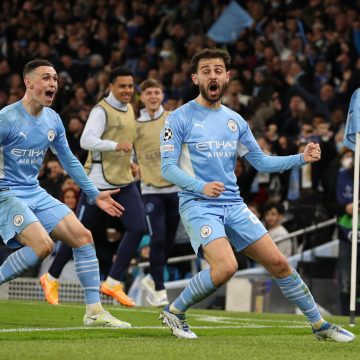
[0,300,359,360]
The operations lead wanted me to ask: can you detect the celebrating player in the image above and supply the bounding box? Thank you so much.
[159,48,354,342]
[0,59,130,328]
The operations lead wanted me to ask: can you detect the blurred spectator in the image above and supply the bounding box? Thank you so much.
[40,158,66,199]
[65,115,87,164]
[60,187,80,212]
[263,202,292,257]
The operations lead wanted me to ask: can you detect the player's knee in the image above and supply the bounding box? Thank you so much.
[223,260,238,279]
[212,259,238,285]
[77,228,93,246]
[35,236,54,258]
[270,255,291,278]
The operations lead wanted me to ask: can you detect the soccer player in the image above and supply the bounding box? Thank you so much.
[41,67,147,307]
[134,79,180,306]
[159,48,355,342]
[0,59,130,328]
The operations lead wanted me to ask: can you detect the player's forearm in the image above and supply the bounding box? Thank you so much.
[59,152,100,203]
[80,107,117,152]
[161,160,205,194]
[244,150,305,173]
[80,132,117,152]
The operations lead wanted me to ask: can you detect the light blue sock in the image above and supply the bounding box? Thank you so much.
[73,244,100,304]
[173,269,216,312]
[276,268,322,323]
[0,246,41,284]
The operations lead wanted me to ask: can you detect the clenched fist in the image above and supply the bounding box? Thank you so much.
[303,142,321,163]
[203,181,225,197]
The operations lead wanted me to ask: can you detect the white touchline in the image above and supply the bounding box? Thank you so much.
[0,324,308,333]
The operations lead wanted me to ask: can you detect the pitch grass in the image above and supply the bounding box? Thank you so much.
[0,301,359,360]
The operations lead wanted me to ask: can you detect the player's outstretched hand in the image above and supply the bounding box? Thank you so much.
[203,181,225,197]
[303,142,321,163]
[95,189,124,217]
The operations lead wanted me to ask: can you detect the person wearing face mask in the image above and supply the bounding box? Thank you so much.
[336,148,360,315]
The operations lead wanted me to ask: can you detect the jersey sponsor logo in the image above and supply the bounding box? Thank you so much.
[200,225,212,238]
[47,129,55,141]
[13,214,24,227]
[11,148,47,165]
[19,131,27,139]
[160,144,175,152]
[194,121,205,129]
[196,140,237,158]
[228,119,237,132]
[11,148,47,157]
[196,140,237,151]
[162,128,173,141]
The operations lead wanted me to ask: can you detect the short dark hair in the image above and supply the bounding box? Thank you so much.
[140,78,163,92]
[263,202,285,215]
[191,48,231,73]
[23,59,54,78]
[109,66,133,83]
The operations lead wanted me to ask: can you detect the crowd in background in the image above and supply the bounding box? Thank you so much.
[0,0,359,274]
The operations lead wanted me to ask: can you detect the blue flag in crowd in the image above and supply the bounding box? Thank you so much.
[207,1,253,43]
[344,88,360,151]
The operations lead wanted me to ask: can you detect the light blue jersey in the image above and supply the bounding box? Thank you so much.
[160,100,306,254]
[0,101,99,198]
[161,100,305,210]
[0,101,99,245]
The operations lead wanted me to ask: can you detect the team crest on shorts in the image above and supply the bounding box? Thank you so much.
[200,225,212,238]
[228,119,237,132]
[47,129,55,141]
[163,128,173,141]
[13,214,24,227]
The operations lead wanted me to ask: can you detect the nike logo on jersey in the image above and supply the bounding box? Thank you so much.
[194,122,205,129]
[19,131,27,139]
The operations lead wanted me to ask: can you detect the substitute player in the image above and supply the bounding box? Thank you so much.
[134,79,180,307]
[40,67,147,307]
[159,48,354,342]
[0,59,130,328]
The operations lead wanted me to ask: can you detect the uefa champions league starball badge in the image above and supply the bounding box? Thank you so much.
[163,128,173,141]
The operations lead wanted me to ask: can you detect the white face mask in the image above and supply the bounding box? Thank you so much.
[341,157,353,169]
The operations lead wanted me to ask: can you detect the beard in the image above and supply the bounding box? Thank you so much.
[199,82,228,104]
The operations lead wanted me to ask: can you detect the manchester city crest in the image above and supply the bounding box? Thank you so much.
[47,129,55,141]
[200,225,212,238]
[13,214,24,227]
[228,119,237,132]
